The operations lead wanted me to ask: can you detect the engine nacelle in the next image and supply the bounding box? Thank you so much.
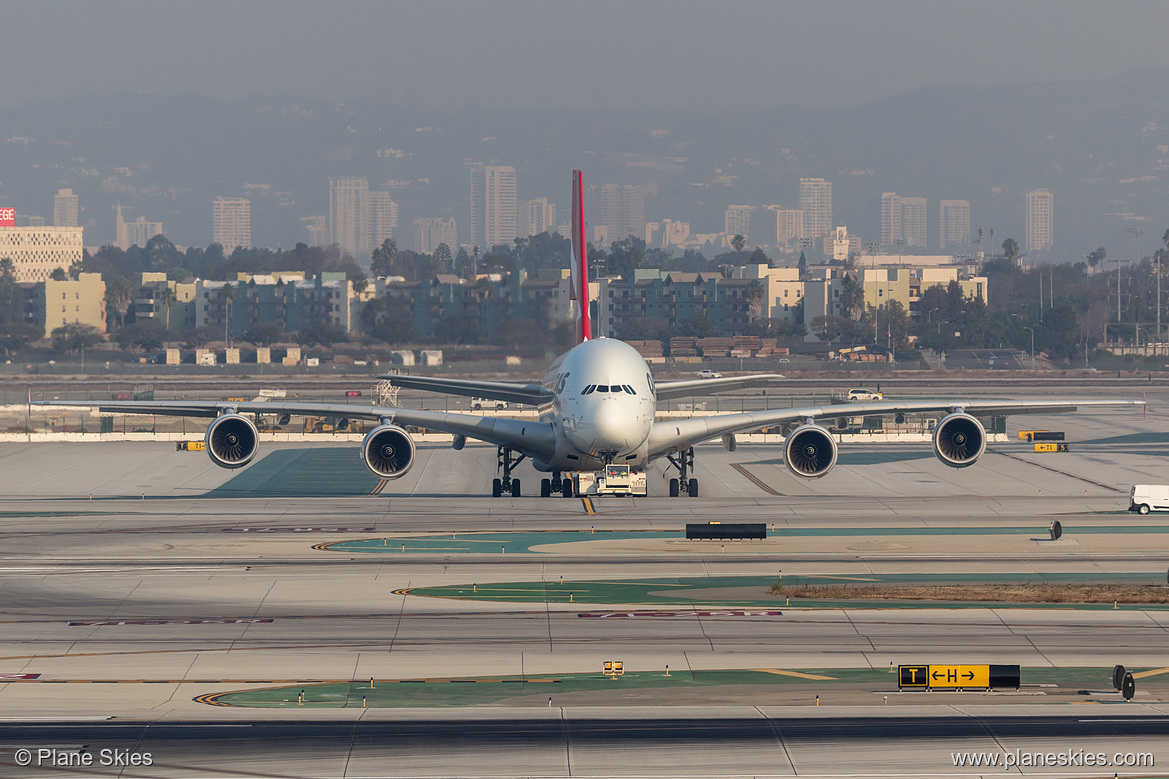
[783,424,838,479]
[932,412,986,468]
[361,424,416,479]
[205,414,259,469]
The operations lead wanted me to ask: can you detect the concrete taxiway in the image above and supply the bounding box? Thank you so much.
[1,397,1168,776]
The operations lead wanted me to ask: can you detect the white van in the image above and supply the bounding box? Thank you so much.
[1129,485,1169,514]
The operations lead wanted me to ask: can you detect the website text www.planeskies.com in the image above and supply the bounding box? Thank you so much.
[952,749,1153,769]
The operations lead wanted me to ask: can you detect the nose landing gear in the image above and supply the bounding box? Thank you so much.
[666,447,699,497]
[540,471,574,498]
[492,446,526,497]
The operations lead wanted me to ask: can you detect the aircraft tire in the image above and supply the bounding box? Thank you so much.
[562,480,574,498]
[511,479,522,498]
[669,478,680,497]
[688,478,699,497]
[492,478,502,498]
[540,479,551,498]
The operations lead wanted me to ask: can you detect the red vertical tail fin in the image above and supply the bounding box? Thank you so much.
[570,170,592,343]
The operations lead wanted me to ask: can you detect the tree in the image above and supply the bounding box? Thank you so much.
[1086,247,1106,269]
[434,243,453,272]
[371,238,398,277]
[50,323,105,353]
[114,319,168,351]
[157,285,177,333]
[361,297,416,346]
[183,325,220,349]
[731,234,746,253]
[49,267,67,281]
[296,323,349,347]
[1002,238,1020,262]
[0,323,41,356]
[433,314,481,345]
[242,322,285,346]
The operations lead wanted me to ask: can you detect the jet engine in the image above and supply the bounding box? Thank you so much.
[361,424,416,479]
[205,414,260,469]
[932,412,986,468]
[783,424,838,478]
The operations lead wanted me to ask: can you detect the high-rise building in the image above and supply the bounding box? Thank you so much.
[115,205,162,250]
[520,198,557,238]
[938,199,971,250]
[599,184,646,244]
[724,205,753,245]
[768,207,804,246]
[330,177,370,260]
[880,192,902,246]
[798,178,832,239]
[301,214,328,247]
[53,188,79,227]
[412,217,458,255]
[469,165,517,249]
[900,197,928,248]
[1025,189,1053,254]
[212,197,251,251]
[369,190,398,250]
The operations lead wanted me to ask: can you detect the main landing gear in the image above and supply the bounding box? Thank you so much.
[540,471,574,498]
[666,446,699,497]
[492,446,526,498]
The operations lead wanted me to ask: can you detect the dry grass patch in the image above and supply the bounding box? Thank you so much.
[767,582,1169,604]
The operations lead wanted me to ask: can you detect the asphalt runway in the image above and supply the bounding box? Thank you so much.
[2,395,1169,776]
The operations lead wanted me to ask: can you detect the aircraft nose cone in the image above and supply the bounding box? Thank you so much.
[593,403,630,451]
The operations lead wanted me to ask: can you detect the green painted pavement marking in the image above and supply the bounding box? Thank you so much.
[406,573,1169,610]
[208,448,379,497]
[206,667,1150,708]
[324,531,681,554]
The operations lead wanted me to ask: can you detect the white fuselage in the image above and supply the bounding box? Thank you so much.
[533,338,657,473]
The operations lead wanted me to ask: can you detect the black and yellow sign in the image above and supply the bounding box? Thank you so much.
[898,665,929,688]
[899,664,991,689]
[602,661,624,677]
[1034,442,1069,453]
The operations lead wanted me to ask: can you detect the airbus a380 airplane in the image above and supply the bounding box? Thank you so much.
[42,171,1137,498]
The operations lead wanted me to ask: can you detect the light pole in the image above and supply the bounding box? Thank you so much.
[1125,227,1146,352]
[1023,326,1035,370]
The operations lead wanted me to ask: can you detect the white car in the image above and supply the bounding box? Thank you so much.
[470,397,508,410]
[697,369,722,379]
[846,388,883,402]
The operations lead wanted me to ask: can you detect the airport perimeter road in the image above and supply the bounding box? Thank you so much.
[1,710,1168,778]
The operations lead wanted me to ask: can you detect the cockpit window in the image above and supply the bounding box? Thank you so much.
[623,385,636,395]
[596,385,609,393]
[582,385,596,395]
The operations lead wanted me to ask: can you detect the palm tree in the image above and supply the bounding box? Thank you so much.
[218,283,236,346]
[1002,238,1020,263]
[0,258,13,282]
[731,234,746,253]
[157,285,178,337]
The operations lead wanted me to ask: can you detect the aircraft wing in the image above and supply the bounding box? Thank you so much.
[32,400,558,460]
[654,374,785,400]
[379,375,549,405]
[645,398,1141,458]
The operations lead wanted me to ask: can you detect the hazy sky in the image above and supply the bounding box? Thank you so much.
[5,0,1169,111]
